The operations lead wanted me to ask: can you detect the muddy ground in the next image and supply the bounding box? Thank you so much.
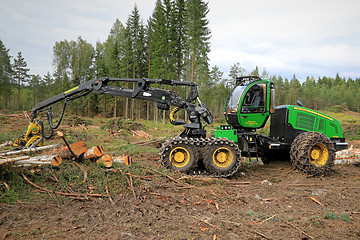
[1,158,359,240]
[0,114,359,239]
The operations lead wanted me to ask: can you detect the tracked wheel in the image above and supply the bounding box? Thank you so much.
[290,132,335,176]
[161,138,198,173]
[203,138,241,177]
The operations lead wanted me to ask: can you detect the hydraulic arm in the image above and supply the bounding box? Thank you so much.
[20,77,212,148]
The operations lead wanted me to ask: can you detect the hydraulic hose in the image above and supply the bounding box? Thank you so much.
[169,107,186,126]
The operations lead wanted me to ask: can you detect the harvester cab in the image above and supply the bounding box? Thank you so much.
[225,76,275,130]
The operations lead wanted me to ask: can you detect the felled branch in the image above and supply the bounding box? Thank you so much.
[21,173,105,198]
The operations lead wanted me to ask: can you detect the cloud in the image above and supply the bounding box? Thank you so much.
[208,0,360,80]
[1,0,359,81]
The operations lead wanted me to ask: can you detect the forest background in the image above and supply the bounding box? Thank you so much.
[1,0,359,122]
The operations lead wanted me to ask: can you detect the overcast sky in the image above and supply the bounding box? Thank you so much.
[1,0,360,81]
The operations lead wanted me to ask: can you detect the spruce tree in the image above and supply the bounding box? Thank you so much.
[170,0,187,81]
[148,0,166,79]
[13,51,29,110]
[185,0,211,83]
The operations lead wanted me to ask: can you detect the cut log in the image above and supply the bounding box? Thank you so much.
[96,154,113,168]
[1,155,62,166]
[68,141,88,157]
[50,141,88,159]
[113,155,133,165]
[84,145,105,159]
[0,156,30,165]
[0,144,59,157]
[0,141,13,149]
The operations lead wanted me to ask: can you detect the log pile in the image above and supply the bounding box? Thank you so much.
[335,146,360,165]
[0,130,135,169]
[50,139,114,168]
[0,144,61,167]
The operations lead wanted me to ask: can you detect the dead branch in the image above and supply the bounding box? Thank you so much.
[57,131,76,157]
[248,229,273,240]
[191,216,216,228]
[220,219,272,240]
[282,219,314,240]
[23,111,30,121]
[129,175,136,200]
[118,137,166,147]
[126,173,153,180]
[105,185,115,204]
[150,168,196,188]
[21,173,105,198]
[309,196,324,206]
[73,162,88,183]
[118,168,136,199]
[261,214,277,224]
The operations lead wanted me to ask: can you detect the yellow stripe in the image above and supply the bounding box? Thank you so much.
[170,107,179,122]
[64,86,79,94]
[294,107,334,121]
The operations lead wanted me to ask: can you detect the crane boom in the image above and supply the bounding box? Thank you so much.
[20,77,212,147]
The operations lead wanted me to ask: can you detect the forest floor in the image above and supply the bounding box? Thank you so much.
[0,112,359,240]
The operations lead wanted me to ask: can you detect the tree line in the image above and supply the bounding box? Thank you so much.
[1,0,359,124]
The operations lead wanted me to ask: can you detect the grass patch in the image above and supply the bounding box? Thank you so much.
[324,211,338,220]
[0,156,194,205]
[339,213,351,223]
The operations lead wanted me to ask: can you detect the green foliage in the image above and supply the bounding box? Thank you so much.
[0,168,29,203]
[308,215,322,225]
[324,211,338,219]
[339,213,351,223]
[246,209,262,220]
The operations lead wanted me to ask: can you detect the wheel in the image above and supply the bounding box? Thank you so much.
[261,154,272,164]
[203,138,241,177]
[162,140,198,173]
[290,132,335,176]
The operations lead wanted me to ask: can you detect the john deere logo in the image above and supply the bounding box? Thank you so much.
[245,121,257,126]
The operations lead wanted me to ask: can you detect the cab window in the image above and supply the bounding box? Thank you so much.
[241,84,266,113]
[226,85,246,114]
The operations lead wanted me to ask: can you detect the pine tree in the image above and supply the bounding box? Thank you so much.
[229,62,246,86]
[0,40,13,109]
[209,65,223,118]
[29,74,41,106]
[13,51,30,110]
[43,72,54,100]
[250,66,259,76]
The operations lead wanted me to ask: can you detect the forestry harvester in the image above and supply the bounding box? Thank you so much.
[14,76,348,177]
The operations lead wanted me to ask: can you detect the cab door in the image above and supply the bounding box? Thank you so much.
[238,83,269,129]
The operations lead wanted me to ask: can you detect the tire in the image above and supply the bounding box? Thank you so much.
[203,138,241,177]
[290,132,335,176]
[163,142,198,173]
[261,154,273,164]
